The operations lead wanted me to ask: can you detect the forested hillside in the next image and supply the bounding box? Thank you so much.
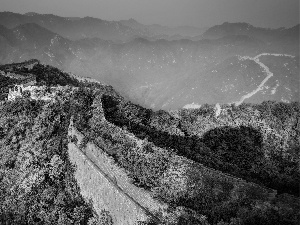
[0,61,299,224]
[0,63,116,224]
[97,94,300,196]
[0,96,100,224]
[73,88,299,225]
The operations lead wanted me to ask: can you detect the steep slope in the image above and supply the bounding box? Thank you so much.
[12,23,70,48]
[0,24,18,46]
[0,61,126,224]
[0,92,99,224]
[97,94,300,196]
[0,25,18,62]
[0,23,75,68]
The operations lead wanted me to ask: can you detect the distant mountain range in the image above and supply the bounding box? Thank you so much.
[201,22,299,52]
[0,11,205,42]
[119,18,207,40]
[0,11,298,109]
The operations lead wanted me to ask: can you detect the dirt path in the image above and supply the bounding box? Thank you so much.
[235,53,295,106]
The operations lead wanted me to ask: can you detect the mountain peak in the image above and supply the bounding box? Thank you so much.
[83,16,103,22]
[24,12,40,16]
[221,22,253,28]
[14,23,54,33]
[128,18,137,22]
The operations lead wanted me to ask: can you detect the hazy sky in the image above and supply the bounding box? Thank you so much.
[0,0,299,28]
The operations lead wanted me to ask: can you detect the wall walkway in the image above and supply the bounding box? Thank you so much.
[68,119,167,225]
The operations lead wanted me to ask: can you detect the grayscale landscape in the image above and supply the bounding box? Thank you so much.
[0,0,299,224]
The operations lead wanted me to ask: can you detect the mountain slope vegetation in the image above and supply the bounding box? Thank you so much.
[0,62,121,224]
[73,86,300,225]
[0,92,100,224]
[0,58,299,224]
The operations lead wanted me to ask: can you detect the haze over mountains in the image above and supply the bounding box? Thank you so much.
[0,8,299,224]
[0,11,299,110]
[0,12,205,42]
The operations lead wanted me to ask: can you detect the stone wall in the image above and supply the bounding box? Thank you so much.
[68,120,167,224]
[67,112,277,224]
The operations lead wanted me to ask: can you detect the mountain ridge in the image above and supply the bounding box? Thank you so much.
[201,21,300,41]
[0,12,298,110]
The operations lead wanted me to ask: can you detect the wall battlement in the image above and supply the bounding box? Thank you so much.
[7,78,37,101]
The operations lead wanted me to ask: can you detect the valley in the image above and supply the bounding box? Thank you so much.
[0,12,298,110]
[235,53,297,105]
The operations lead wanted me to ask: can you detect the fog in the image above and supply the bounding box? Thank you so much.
[1,0,299,28]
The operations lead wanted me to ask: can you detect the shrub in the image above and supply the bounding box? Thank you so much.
[71,135,78,144]
[22,90,31,98]
[79,136,89,149]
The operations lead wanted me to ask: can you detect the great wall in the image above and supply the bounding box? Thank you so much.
[0,60,281,224]
[67,97,278,224]
[0,59,77,102]
[0,59,40,101]
[68,119,168,224]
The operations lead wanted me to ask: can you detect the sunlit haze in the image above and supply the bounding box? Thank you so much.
[0,0,299,28]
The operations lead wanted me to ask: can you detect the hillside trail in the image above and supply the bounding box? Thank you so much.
[235,53,295,106]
